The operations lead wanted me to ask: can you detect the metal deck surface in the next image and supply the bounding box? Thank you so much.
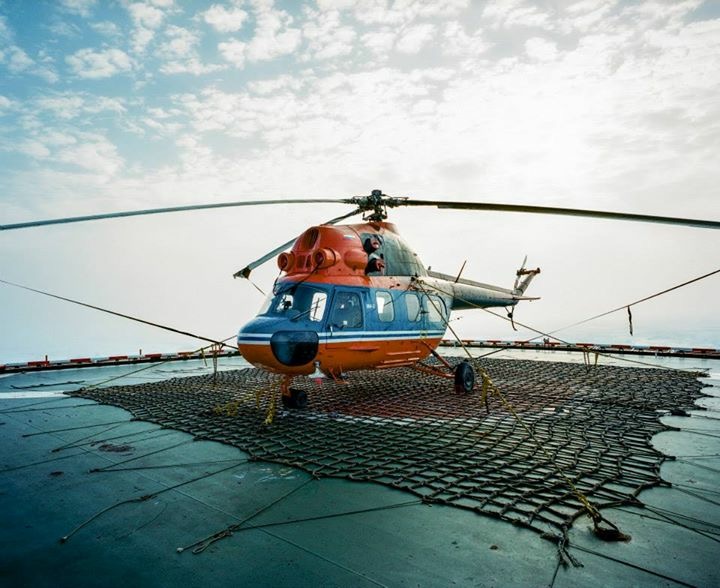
[1,351,719,587]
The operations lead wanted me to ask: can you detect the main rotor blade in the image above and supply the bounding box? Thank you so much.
[233,208,361,279]
[0,198,346,231]
[402,200,720,230]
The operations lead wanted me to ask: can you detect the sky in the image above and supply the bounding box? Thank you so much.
[0,0,719,363]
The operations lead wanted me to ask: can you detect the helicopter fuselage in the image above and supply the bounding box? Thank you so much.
[238,277,449,375]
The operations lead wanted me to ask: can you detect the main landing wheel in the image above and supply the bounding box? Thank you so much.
[454,361,475,394]
[282,387,308,409]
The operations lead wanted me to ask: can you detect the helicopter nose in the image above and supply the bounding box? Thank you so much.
[270,331,319,367]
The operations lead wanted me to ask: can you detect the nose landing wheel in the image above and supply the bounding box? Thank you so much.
[454,361,475,394]
[279,377,308,409]
[282,387,308,409]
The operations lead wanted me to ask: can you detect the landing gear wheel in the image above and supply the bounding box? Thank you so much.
[281,388,308,409]
[454,361,475,394]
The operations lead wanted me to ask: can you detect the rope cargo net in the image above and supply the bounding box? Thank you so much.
[71,358,707,548]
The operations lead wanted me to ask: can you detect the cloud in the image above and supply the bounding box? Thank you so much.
[156,24,225,74]
[159,25,197,59]
[59,0,97,17]
[218,40,246,68]
[160,58,225,75]
[361,29,396,55]
[128,2,165,28]
[562,0,618,33]
[248,75,307,95]
[323,0,469,26]
[7,46,34,72]
[442,21,491,57]
[174,67,456,157]
[302,9,356,61]
[525,37,558,61]
[0,15,11,42]
[17,140,52,159]
[47,20,83,38]
[396,23,435,54]
[245,0,302,62]
[3,120,123,176]
[91,21,122,37]
[132,27,155,54]
[54,134,124,175]
[315,0,356,10]
[35,94,86,119]
[126,1,169,53]
[483,0,553,30]
[218,2,302,68]
[201,3,248,33]
[66,48,133,78]
[34,93,127,119]
[0,42,59,83]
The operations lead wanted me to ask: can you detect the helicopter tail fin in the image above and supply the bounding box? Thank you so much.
[513,256,541,296]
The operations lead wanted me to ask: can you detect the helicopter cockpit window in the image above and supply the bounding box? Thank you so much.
[261,285,328,322]
[375,291,394,322]
[424,295,447,325]
[330,292,363,329]
[308,292,327,321]
[405,293,421,321]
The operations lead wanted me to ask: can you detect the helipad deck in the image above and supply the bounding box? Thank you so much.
[1,351,718,587]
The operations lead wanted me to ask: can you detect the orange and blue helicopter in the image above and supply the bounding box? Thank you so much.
[235,191,540,407]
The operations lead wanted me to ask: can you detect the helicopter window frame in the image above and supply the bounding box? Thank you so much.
[308,291,327,322]
[257,294,274,315]
[405,293,422,322]
[260,285,329,322]
[329,291,363,330]
[424,295,447,326]
[375,290,394,323]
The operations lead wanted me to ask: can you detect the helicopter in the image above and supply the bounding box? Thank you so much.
[234,191,541,408]
[2,189,719,409]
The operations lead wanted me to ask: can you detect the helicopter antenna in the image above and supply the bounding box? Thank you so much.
[454,260,467,283]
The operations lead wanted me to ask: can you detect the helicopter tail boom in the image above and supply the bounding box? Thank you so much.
[421,272,539,311]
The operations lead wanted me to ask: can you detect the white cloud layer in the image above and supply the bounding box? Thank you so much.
[66,48,133,78]
[1,0,719,358]
[202,3,248,33]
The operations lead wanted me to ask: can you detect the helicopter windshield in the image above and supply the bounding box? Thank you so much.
[258,284,328,322]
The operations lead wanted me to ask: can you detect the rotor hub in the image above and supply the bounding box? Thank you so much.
[349,189,408,222]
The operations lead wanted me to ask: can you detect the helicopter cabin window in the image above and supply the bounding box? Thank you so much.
[425,295,447,325]
[308,292,327,321]
[375,291,394,322]
[405,293,421,322]
[261,285,327,322]
[330,291,363,329]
